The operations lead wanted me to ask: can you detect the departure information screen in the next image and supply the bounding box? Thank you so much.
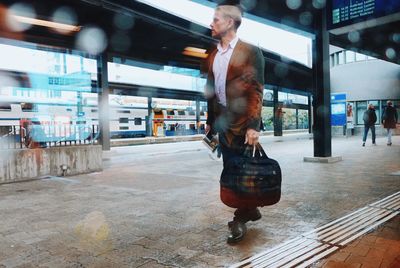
[329,0,400,29]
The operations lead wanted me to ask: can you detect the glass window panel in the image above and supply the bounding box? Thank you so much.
[108,63,206,93]
[345,51,355,63]
[283,108,297,130]
[261,106,274,131]
[0,40,98,144]
[263,89,273,101]
[298,109,309,129]
[287,93,308,105]
[356,101,368,125]
[278,92,287,102]
[338,51,345,64]
[355,52,367,61]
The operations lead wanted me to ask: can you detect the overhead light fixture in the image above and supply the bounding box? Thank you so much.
[182,46,208,59]
[11,15,81,32]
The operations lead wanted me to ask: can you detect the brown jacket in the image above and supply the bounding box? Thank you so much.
[205,40,265,141]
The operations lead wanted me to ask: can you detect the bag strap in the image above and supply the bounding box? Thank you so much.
[256,143,268,158]
[243,143,269,158]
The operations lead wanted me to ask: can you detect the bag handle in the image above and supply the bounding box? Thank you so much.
[243,143,269,158]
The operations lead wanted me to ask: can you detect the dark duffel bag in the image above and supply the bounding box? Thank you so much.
[220,144,281,206]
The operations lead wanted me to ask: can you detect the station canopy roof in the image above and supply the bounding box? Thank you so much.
[0,0,397,93]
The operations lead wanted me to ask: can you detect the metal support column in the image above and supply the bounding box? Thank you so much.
[308,95,312,134]
[195,99,200,134]
[312,9,331,157]
[273,86,282,136]
[97,53,110,151]
[147,97,153,137]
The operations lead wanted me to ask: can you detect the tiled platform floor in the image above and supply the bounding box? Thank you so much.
[0,134,399,267]
[317,215,400,268]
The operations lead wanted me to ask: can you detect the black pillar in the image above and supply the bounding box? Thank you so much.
[195,99,200,134]
[146,97,153,137]
[308,95,312,134]
[97,53,110,151]
[312,9,331,157]
[273,87,282,136]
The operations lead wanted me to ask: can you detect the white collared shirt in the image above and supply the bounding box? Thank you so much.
[212,36,239,107]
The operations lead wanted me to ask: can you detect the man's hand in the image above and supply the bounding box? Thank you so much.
[244,128,260,145]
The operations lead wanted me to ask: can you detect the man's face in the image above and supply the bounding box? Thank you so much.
[210,10,232,39]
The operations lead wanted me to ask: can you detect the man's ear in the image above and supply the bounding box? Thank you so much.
[228,18,235,30]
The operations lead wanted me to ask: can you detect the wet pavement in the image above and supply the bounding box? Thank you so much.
[0,134,399,267]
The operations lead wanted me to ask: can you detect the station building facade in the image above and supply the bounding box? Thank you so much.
[330,46,400,135]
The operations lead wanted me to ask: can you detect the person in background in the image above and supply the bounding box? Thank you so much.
[362,103,377,147]
[205,4,265,243]
[381,100,398,146]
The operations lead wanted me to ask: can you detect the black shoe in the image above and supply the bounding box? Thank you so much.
[362,142,365,147]
[387,143,392,146]
[227,220,247,244]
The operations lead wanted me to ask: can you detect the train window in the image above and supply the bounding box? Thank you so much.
[119,118,129,123]
[178,110,185,115]
[154,110,163,115]
[134,117,142,125]
[188,111,195,115]
[91,109,98,113]
[0,103,11,111]
[167,110,174,115]
[200,111,205,116]
[118,110,130,114]
[66,108,73,112]
[119,126,129,130]
[21,103,37,112]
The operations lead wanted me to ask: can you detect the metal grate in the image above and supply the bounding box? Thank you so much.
[230,191,400,268]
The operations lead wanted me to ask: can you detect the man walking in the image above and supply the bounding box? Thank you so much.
[382,101,398,146]
[205,4,265,243]
[362,103,377,146]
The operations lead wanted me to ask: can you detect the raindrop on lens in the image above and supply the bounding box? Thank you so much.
[385,48,396,60]
[113,13,135,31]
[52,6,78,33]
[7,3,36,32]
[299,12,312,26]
[347,31,360,43]
[286,0,302,10]
[391,33,400,43]
[76,26,107,55]
[240,0,257,11]
[312,0,326,9]
[274,63,288,78]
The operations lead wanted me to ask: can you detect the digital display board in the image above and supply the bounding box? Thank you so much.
[329,0,400,29]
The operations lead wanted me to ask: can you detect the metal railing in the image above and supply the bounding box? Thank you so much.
[0,124,99,150]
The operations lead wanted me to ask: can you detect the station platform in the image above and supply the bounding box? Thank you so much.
[0,134,399,267]
[110,129,310,147]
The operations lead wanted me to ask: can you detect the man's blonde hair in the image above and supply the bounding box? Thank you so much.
[216,5,242,30]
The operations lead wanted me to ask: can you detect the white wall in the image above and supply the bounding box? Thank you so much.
[330,58,400,101]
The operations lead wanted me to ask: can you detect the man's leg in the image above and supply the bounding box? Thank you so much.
[371,125,376,144]
[219,133,260,243]
[388,128,393,145]
[362,125,369,146]
[234,208,262,223]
